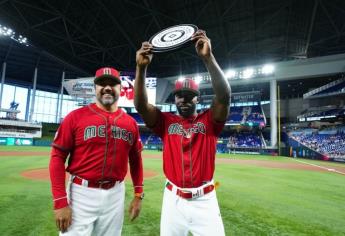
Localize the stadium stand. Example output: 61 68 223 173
227 133 262 148
303 78 345 98
128 112 145 125
246 105 266 125
289 126 345 159
140 133 150 145
146 135 162 145
0 102 45 145
298 106 345 121
227 105 266 126
0 117 42 145
228 106 243 123
129 102 267 153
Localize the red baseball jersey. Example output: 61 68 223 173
50 103 143 209
152 109 225 188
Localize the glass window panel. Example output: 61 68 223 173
1 84 15 109
14 86 28 120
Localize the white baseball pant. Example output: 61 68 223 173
160 181 225 236
60 180 125 236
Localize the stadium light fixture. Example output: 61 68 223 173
225 69 236 79
242 68 254 79
0 25 14 37
262 64 275 75
0 23 29 46
194 75 202 84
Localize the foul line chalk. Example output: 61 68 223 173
293 159 345 175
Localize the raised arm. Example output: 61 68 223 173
134 42 159 127
192 30 231 122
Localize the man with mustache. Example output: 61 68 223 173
134 30 231 236
49 67 144 236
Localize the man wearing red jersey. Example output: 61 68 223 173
49 67 144 236
134 30 231 235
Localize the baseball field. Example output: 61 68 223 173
0 146 344 236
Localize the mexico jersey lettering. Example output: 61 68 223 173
84 125 133 144
168 122 205 138
52 103 142 182
152 109 225 188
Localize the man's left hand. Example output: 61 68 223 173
191 30 212 59
128 197 142 221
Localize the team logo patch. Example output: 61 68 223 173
103 68 112 75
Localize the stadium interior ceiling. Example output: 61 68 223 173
1 0 345 99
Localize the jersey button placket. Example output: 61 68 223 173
182 121 192 187
105 116 112 179
188 120 194 187
109 115 117 178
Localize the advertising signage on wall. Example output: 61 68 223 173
200 91 262 105
0 137 33 146
0 138 7 145
15 138 33 145
232 92 261 103
63 76 157 107
0 131 34 138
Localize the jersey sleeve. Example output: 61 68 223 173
50 112 75 209
49 146 69 209
52 112 75 152
207 109 226 136
128 122 144 194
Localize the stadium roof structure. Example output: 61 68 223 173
1 0 345 96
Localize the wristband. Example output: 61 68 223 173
135 192 144 200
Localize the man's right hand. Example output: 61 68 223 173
136 42 153 68
54 206 72 233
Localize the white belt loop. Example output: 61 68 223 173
172 185 177 195
82 178 88 187
71 175 89 187
166 179 177 195
66 175 74 203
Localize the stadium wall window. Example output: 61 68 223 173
1 84 28 120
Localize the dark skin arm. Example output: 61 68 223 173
134 30 230 124
127 144 144 221
134 42 159 127
54 206 72 233
128 197 142 221
191 30 231 122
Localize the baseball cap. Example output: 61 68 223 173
173 78 199 96
94 67 121 84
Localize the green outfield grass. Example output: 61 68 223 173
0 146 344 236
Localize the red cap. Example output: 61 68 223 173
173 78 199 95
94 67 121 84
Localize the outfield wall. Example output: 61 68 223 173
0 137 33 146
